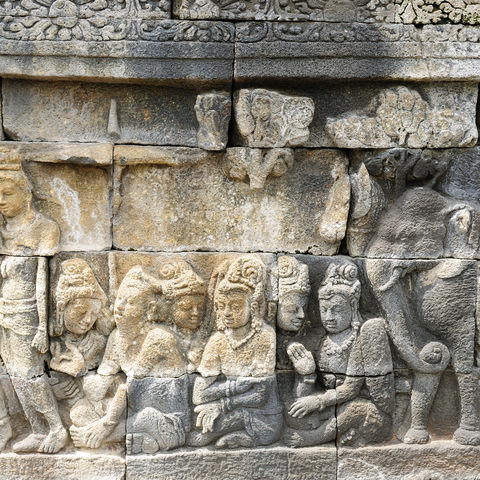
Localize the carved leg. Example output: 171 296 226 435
284 418 336 448
0 388 12 451
11 376 67 454
404 372 441 444
453 372 480 445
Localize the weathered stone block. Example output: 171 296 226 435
338 442 480 479
113 146 349 253
0 452 125 480
0 20 234 85
0 142 112 254
3 80 233 146
235 23 480 83
230 83 477 149
126 446 336 480
347 148 480 259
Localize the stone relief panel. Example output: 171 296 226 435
347 148 480 259
107 252 278 454
276 255 480 451
326 84 478 149
2 80 232 146
195 91 231 151
113 146 350 254
0 142 112 255
228 83 478 149
234 89 315 148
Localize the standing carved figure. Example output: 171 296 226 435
0 256 67 453
189 256 282 449
285 262 394 448
366 259 480 445
0 167 59 256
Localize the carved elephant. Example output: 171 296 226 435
366 259 480 445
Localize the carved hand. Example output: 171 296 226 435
235 377 261 394
31 329 48 354
287 343 316 375
194 402 222 434
288 395 322 419
51 378 80 400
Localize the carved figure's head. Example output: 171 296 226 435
251 93 272 122
0 169 33 219
55 258 109 337
317 263 361 334
114 266 162 328
213 256 266 332
277 256 310 332
156 259 206 331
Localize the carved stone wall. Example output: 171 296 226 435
0 2 479 479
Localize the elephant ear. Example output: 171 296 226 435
359 318 395 416
359 318 393 376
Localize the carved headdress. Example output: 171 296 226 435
156 259 206 299
211 256 267 332
318 262 362 331
52 258 109 337
117 265 163 299
278 256 310 297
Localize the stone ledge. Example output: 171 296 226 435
126 446 336 480
0 452 125 480
338 442 480 480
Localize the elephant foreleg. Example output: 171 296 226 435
453 372 480 445
404 372 441 444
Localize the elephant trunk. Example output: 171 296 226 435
365 260 450 375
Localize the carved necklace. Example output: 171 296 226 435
225 327 256 350
323 323 359 356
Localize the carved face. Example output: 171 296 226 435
114 289 151 327
251 96 271 121
216 290 250 330
319 294 352 334
171 294 205 331
277 292 308 332
64 297 102 335
0 180 26 218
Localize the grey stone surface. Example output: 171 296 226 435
338 442 480 479
113 146 350 253
0 20 234 85
229 83 478 149
347 148 480 259
0 452 125 480
0 142 112 253
235 22 480 82
2 80 233 146
126 446 336 480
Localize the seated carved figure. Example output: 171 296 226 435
51 258 114 378
68 266 164 449
127 259 206 454
47 258 120 448
189 256 282 449
285 262 394 448
0 167 59 255
276 256 311 369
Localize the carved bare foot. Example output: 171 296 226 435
13 433 45 453
215 432 254 449
283 428 305 448
339 428 356 446
126 433 159 455
187 430 214 447
0 418 12 451
403 428 430 444
40 427 68 454
70 420 109 449
454 427 480 446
